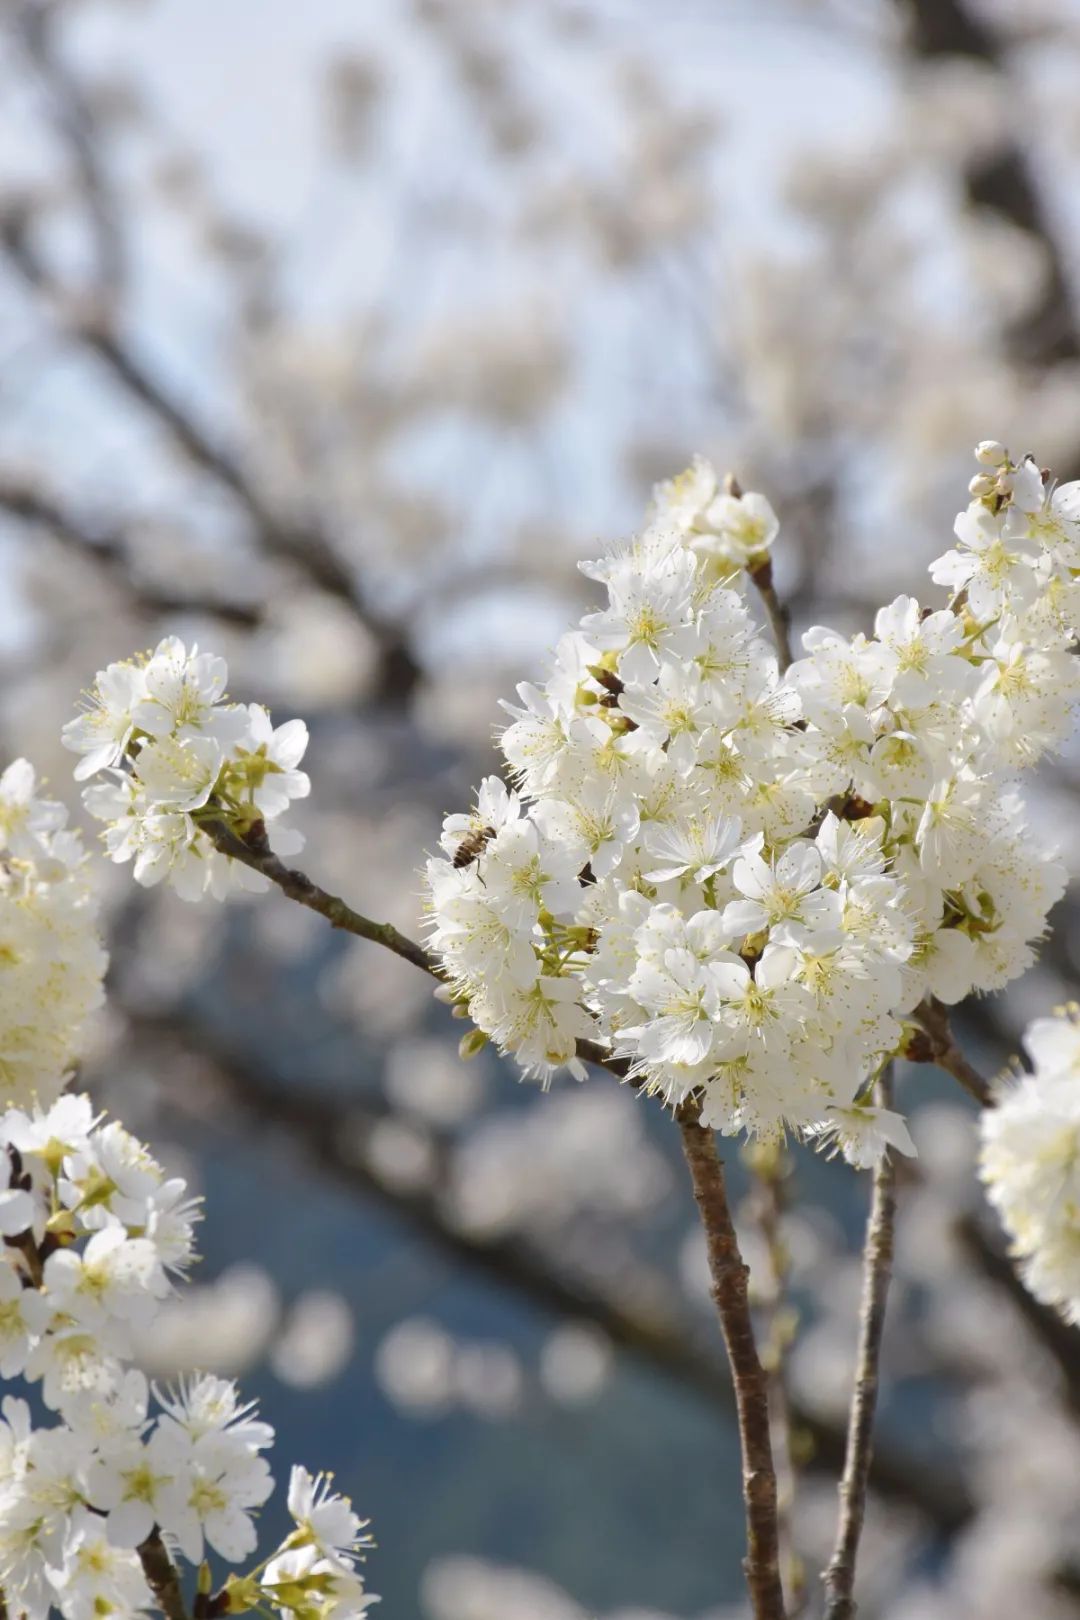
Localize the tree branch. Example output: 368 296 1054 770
137 1529 189 1620
821 1067 899 1620
748 556 793 673
12 0 124 303
677 1107 785 1619
201 818 635 1080
899 0 1080 369
202 818 440 978
957 1213 1080 1420
6 1228 44 1288
909 997 993 1106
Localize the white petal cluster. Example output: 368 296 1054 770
424 447 1077 1161
63 638 310 902
0 990 376 1620
0 760 107 1110
254 1466 377 1620
980 1006 1080 1325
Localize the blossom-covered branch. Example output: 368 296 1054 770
59 438 1080 1615
0 775 377 1620
413 442 1075 1148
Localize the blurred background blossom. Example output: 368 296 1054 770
4 0 1080 1614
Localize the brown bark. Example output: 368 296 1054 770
677 1110 786 1620
821 1070 899 1620
137 1530 189 1620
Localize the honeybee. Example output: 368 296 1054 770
453 824 496 869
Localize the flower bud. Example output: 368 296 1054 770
975 439 1007 466
458 1028 489 1060
223 1574 263 1614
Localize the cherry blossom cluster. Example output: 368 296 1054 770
980 1006 1080 1324
62 637 310 902
0 1088 377 1620
423 443 1078 1163
0 760 107 1111
1 733 375 1619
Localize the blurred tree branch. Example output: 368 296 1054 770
13 0 125 303
957 1213 1080 1421
0 203 421 702
899 0 1080 369
0 475 262 627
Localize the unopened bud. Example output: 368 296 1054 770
458 1028 489 1060
968 473 995 498
975 439 1007 466
222 1574 262 1615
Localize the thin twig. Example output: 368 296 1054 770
677 1106 785 1619
0 476 261 627
722 472 793 673
909 998 993 1107
137 1529 189 1620
821 1067 899 1620
201 819 440 978
201 819 637 1080
749 555 793 672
